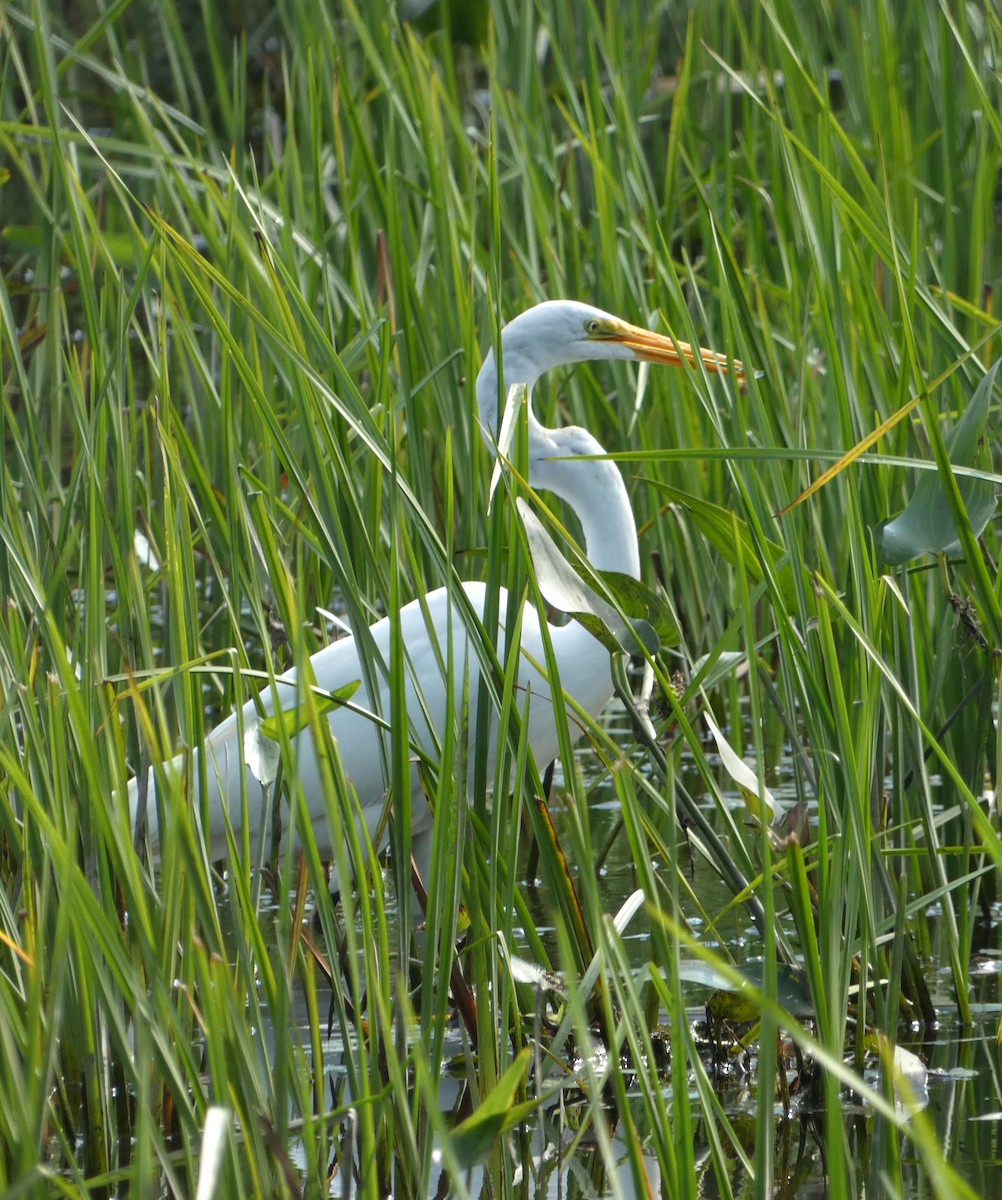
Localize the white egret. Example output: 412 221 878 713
129 300 744 886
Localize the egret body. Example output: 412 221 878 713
129 301 741 884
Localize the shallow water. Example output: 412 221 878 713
248 695 1002 1197
275 917 1002 1197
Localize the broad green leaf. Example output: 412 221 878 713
703 710 780 821
705 986 760 1026
646 482 799 607
680 961 814 1020
258 679 362 742
881 361 1000 564
597 568 681 648
450 1047 533 1168
689 649 747 694
517 499 662 655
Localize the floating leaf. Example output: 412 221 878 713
880 361 1000 564
517 499 661 655
683 961 813 1020
740 962 814 1018
706 985 760 1025
675 960 739 991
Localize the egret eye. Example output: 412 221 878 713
585 318 604 336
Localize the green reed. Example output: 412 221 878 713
0 0 999 1196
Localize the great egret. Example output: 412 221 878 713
129 300 743 886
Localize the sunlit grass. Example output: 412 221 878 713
1 0 1000 1196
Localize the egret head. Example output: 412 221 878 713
475 299 745 437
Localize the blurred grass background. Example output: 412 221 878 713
1 0 1001 1196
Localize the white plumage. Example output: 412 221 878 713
129 301 741 884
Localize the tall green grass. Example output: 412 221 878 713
1 0 1000 1196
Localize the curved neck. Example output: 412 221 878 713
528 417 640 578
476 345 641 580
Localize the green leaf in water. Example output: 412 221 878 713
705 986 760 1026
686 961 813 1021
880 361 1000 564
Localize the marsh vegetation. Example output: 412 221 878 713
1 0 1001 1196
